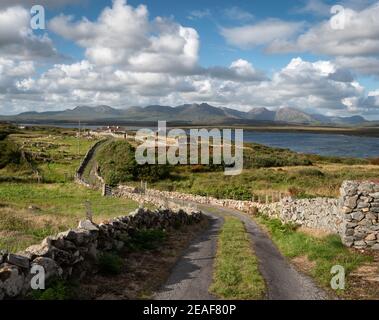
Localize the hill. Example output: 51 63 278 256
0 104 369 126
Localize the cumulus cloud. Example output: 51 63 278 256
0 58 35 94
221 19 304 49
11 56 376 117
0 6 58 60
268 3 379 56
50 0 199 73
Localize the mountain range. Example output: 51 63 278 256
0 103 368 126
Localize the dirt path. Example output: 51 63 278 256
153 213 223 300
207 205 328 300
155 204 328 300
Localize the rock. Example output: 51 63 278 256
345 222 358 228
78 220 99 231
372 244 379 250
32 257 63 280
6 254 30 269
345 196 358 209
341 206 353 214
370 225 379 231
23 243 53 260
365 234 377 241
0 264 25 298
351 211 364 222
354 240 366 247
0 250 7 264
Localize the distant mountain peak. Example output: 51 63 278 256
0 103 368 126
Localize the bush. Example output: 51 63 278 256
31 279 74 300
126 229 167 251
0 140 21 169
98 252 124 275
97 141 171 185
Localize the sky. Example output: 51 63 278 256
0 0 379 118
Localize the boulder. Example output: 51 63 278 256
78 220 99 232
0 264 25 298
6 254 30 269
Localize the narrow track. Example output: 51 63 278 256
155 204 328 300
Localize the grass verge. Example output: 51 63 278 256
210 216 266 300
256 214 373 296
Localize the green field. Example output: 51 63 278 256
0 125 139 252
84 137 379 200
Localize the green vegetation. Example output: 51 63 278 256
96 140 171 185
210 217 266 300
126 229 167 251
0 127 139 253
256 214 372 293
0 183 139 252
31 279 76 300
98 252 124 275
139 163 379 200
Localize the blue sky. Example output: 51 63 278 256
0 0 379 118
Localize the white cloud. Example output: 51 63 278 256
223 7 254 22
50 0 199 73
268 3 379 56
187 9 211 20
221 19 304 48
0 6 58 60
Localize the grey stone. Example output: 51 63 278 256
351 211 364 222
354 240 366 247
370 225 379 231
32 257 63 279
345 222 358 228
6 254 30 269
344 228 354 236
0 264 25 298
372 243 379 250
23 243 53 260
78 220 99 231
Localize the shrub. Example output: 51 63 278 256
126 229 167 251
97 141 171 185
0 140 21 169
31 279 74 300
98 252 124 275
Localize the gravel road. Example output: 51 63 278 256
154 204 328 300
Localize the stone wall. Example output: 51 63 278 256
115 181 379 248
114 186 342 234
340 181 379 250
75 139 106 187
0 207 203 300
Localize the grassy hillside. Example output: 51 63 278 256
0 127 139 252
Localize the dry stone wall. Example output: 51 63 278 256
0 207 203 300
115 180 379 249
340 181 379 250
114 186 342 233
